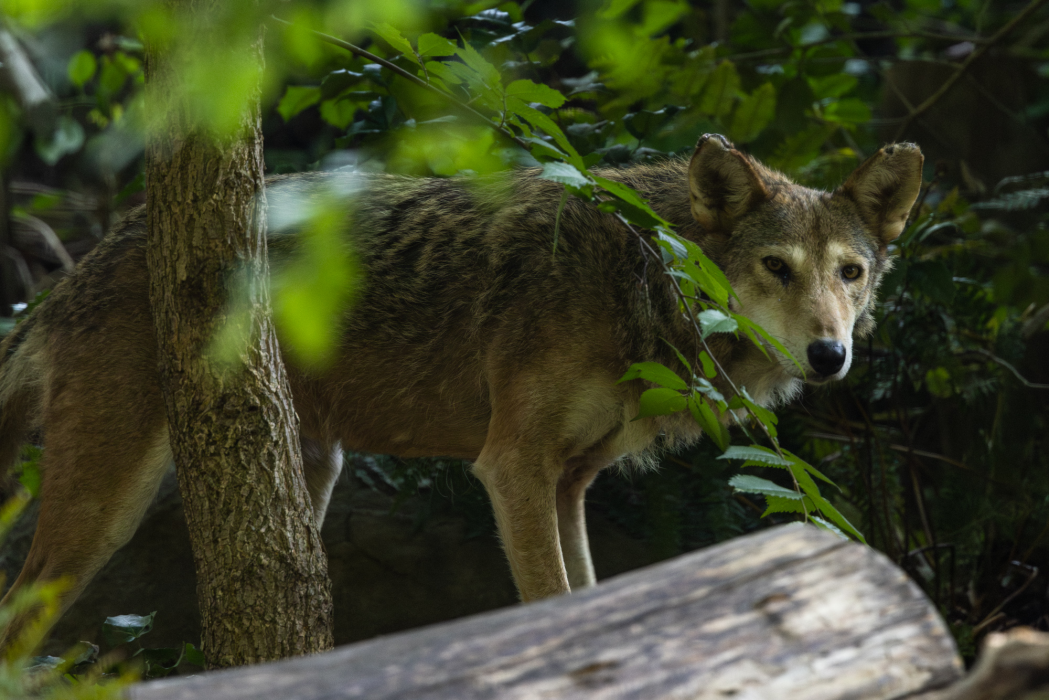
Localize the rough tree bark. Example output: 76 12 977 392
144 3 334 667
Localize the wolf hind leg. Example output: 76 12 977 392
556 457 607 590
301 438 343 528
0 413 170 653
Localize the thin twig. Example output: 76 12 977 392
967 347 1049 389
268 16 530 151
729 29 989 62
891 0 1049 141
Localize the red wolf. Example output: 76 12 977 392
0 134 922 645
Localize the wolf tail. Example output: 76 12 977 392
0 314 43 479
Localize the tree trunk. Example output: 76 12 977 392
144 4 333 668
131 526 963 700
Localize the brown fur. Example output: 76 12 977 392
0 136 923 645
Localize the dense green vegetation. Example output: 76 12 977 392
1 0 1048 677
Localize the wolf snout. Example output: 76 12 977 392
807 339 846 378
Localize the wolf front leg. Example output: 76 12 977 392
473 438 570 601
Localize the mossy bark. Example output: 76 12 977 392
144 6 333 668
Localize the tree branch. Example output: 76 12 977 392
891 0 1049 141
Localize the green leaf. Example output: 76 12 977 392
822 98 871 125
18 459 41 498
734 314 805 377
807 74 857 99
698 309 738 338
539 162 591 189
372 23 417 63
454 40 504 92
635 387 687 419
618 361 687 390
740 388 778 438
762 495 811 517
183 643 206 667
102 612 156 647
505 79 566 108
699 351 716 379
662 338 692 374
507 100 583 169
689 396 730 450
68 50 97 88
418 33 458 58
699 60 740 118
718 445 791 466
728 474 799 498
810 516 848 540
729 82 776 143
277 85 321 122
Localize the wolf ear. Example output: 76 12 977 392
838 143 924 245
687 134 769 234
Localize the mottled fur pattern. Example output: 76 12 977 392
0 136 922 643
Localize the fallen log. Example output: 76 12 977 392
131 525 963 700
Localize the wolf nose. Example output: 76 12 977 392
807 340 846 377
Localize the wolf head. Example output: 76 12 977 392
687 134 923 394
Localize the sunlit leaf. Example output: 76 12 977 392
698 308 738 338
718 445 792 466
539 161 591 188
102 612 155 647
67 49 97 88
728 474 799 498
618 361 688 390
635 387 687 419
418 33 458 57
505 79 566 108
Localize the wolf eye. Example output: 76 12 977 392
764 256 789 277
842 265 863 280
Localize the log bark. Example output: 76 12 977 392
144 3 333 667
131 525 963 699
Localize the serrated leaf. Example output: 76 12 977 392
699 60 740 118
102 612 155 647
762 494 811 517
68 50 97 88
454 39 503 91
505 79 566 108
698 309 738 338
507 99 583 168
734 314 804 377
619 361 688 390
729 474 799 498
372 23 417 63
661 337 692 374
418 33 458 57
635 387 687 419
718 445 791 466
730 82 776 144
277 85 321 122
592 176 672 227
539 162 591 188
